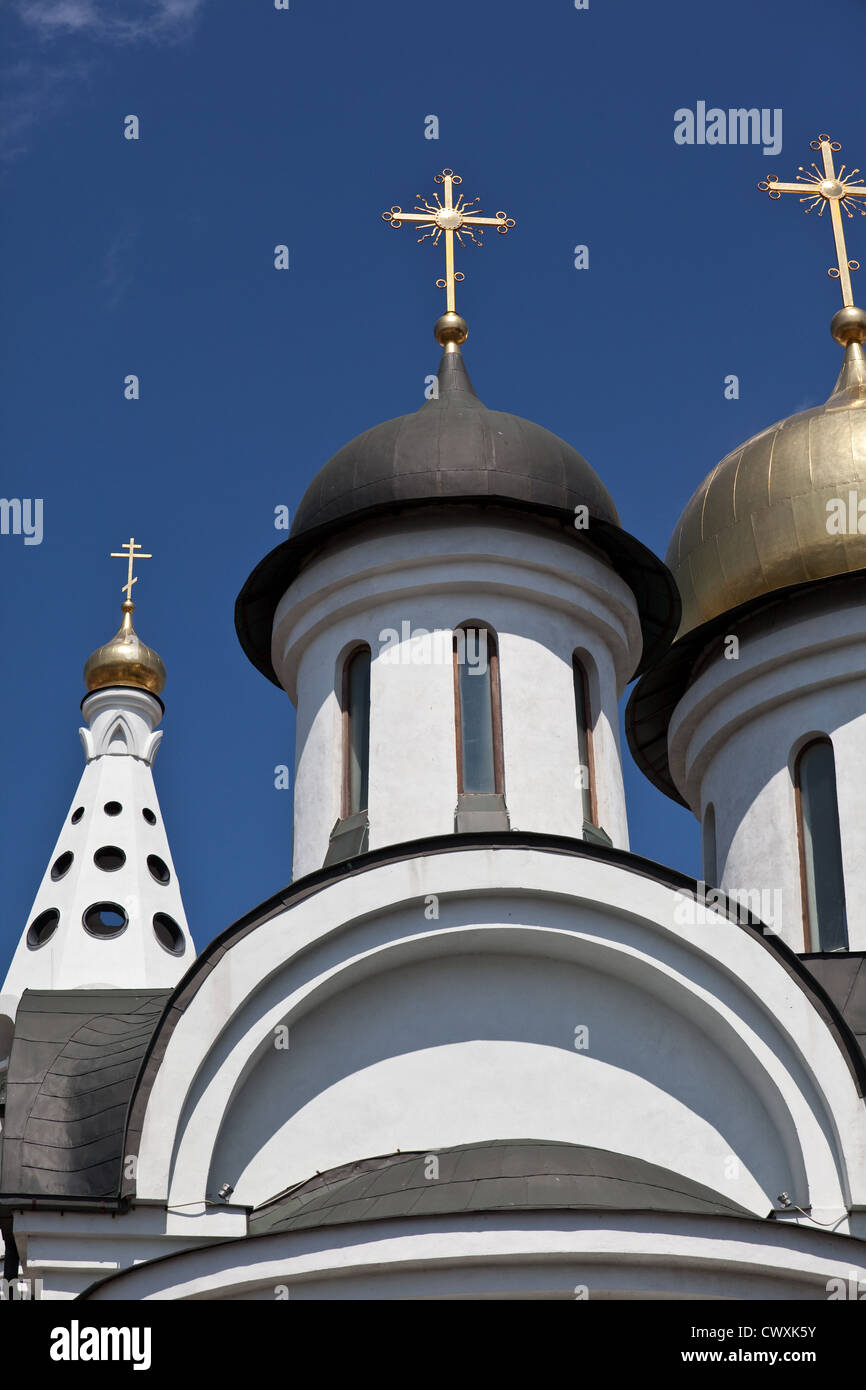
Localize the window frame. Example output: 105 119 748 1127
453 624 504 797
572 653 598 826
702 802 717 887
340 644 371 819
794 735 849 952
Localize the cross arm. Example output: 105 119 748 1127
384 211 439 224
460 215 514 228
761 181 814 195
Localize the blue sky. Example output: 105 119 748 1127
1 0 863 971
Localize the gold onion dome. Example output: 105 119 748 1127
83 600 166 696
667 306 866 639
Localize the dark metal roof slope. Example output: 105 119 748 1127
0 989 170 1201
802 954 866 1053
289 349 621 534
250 1139 760 1234
626 569 866 806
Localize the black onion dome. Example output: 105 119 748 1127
291 349 621 534
236 349 679 685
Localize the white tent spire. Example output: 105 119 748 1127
0 547 193 1059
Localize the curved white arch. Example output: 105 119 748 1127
133 849 866 1222
83 1212 866 1302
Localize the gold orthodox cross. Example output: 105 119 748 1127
383 169 515 314
758 135 866 306
110 536 153 603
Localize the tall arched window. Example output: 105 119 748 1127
572 655 596 826
342 645 371 817
702 803 717 887
795 738 849 951
453 624 504 796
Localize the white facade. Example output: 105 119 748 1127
668 590 866 952
274 515 642 877
136 848 865 1223
8 844 864 1300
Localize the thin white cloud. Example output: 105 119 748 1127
100 220 141 310
2 1 207 160
0 57 93 161
14 0 206 43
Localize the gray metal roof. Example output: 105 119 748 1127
235 349 680 685
802 953 866 1051
626 570 866 806
0 989 170 1201
249 1139 760 1234
289 349 621 534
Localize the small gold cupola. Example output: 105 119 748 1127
84 599 166 695
83 537 166 695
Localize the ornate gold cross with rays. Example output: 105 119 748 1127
110 536 153 604
758 135 866 307
382 169 515 315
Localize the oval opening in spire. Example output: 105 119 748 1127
83 902 128 938
50 851 74 881
27 908 60 949
153 912 184 956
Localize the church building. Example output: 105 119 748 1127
1 151 864 1301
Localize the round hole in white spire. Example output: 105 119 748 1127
71 807 85 825
104 801 122 817
146 854 170 885
94 846 126 872
27 908 60 949
153 912 184 956
50 851 74 881
142 808 157 826
83 902 128 938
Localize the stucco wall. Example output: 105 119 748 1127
272 516 643 875
668 595 866 951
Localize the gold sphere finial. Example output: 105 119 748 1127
434 311 468 351
831 304 866 346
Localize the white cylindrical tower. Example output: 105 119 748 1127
236 334 678 879
275 513 642 877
